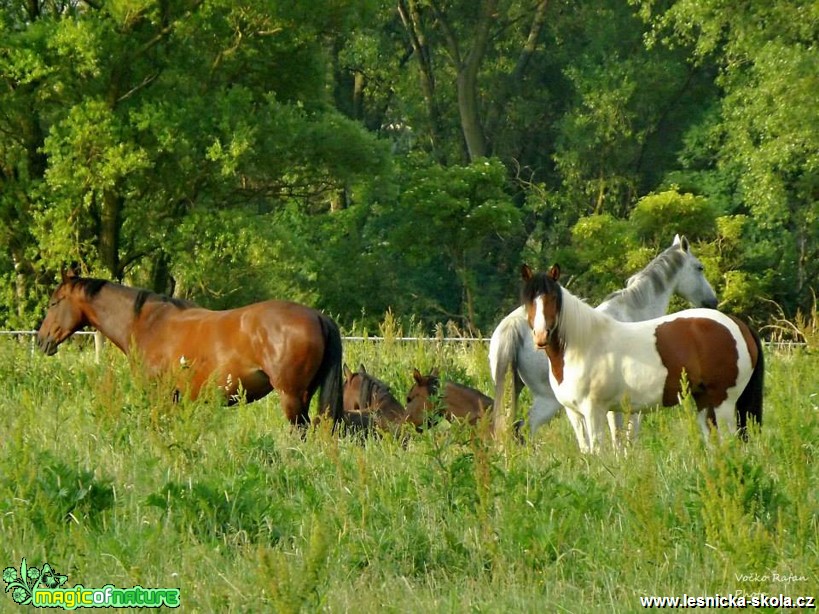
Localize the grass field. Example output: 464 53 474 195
0 328 816 612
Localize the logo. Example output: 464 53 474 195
3 559 180 609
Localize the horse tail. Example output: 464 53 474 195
489 309 525 433
736 322 764 441
314 313 344 426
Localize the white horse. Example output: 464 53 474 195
490 235 718 446
520 264 763 454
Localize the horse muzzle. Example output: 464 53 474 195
532 329 550 350
37 335 59 356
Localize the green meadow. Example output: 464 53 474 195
0 327 816 612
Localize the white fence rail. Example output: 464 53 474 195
2 330 494 365
0 330 805 348
0 331 489 342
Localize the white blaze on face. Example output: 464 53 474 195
532 295 549 347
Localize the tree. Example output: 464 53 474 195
637 0 818 316
378 154 523 331
0 0 390 326
392 0 550 164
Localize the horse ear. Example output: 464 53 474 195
412 368 422 383
343 363 352 379
521 264 534 281
548 264 561 281
430 367 439 378
62 263 80 282
357 363 367 374
673 234 690 252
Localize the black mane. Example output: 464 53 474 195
72 278 108 298
358 372 398 409
69 277 193 315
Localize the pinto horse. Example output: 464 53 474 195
405 368 493 426
521 264 763 453
490 235 718 444
341 364 425 433
37 268 343 427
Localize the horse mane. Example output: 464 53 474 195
556 287 606 350
68 276 193 315
601 244 686 307
358 373 402 416
71 278 108 298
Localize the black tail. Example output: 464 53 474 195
736 323 764 440
313 313 344 427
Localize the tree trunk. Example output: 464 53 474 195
457 67 487 161
99 190 122 279
151 251 176 296
485 0 549 142
398 0 446 159
431 0 498 162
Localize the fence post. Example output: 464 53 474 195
94 330 104 364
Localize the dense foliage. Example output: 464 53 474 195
1 0 816 331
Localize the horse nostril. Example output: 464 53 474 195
532 331 549 349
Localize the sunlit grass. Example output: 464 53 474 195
0 332 816 612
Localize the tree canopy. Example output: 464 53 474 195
1 0 815 332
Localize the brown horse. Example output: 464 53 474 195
405 368 494 426
37 267 343 427
341 364 425 434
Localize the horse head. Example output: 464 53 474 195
405 368 441 425
342 364 420 430
521 263 561 350
37 266 92 355
671 234 718 309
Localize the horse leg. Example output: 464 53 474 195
584 405 606 454
606 411 625 451
528 393 562 437
567 409 590 453
280 391 310 430
714 400 739 440
564 406 590 453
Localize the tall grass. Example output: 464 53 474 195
0 331 816 612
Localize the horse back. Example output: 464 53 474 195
443 381 493 422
